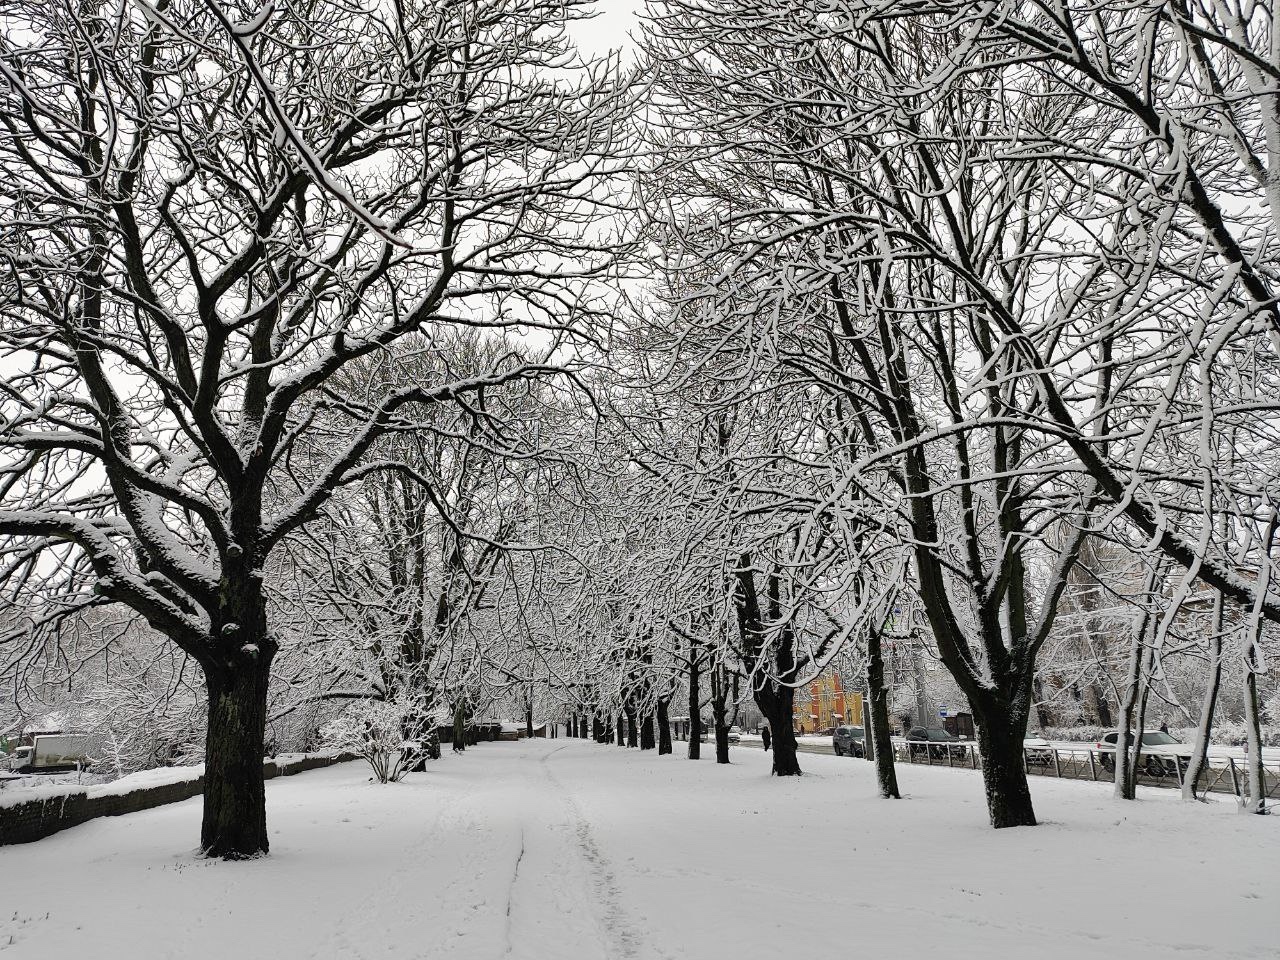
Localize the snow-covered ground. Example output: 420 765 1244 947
0 740 1275 959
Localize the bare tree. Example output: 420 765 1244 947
0 0 630 856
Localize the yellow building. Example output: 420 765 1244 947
793 670 863 733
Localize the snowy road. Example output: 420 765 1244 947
0 739 1276 960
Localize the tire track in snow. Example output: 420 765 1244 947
502 827 526 955
538 744 648 960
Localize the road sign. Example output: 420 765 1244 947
938 706 949 718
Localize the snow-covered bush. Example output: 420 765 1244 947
322 701 424 784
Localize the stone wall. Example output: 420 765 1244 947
0 752 354 847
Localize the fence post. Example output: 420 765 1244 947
1088 750 1097 782
1229 758 1240 797
1053 749 1062 779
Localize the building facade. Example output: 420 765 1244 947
793 670 863 734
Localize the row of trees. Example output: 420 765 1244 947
2 0 1277 858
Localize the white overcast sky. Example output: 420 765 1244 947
569 0 644 55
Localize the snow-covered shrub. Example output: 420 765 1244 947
322 700 424 783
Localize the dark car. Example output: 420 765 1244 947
833 725 865 757
906 727 968 760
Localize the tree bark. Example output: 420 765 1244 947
453 703 467 753
640 711 656 750
624 704 638 748
971 701 1036 828
1114 597 1156 800
657 699 672 754
201 653 272 858
525 706 534 740
688 649 702 760
733 557 801 775
757 684 800 775
1183 592 1223 800
710 664 733 764
866 629 900 799
616 712 625 746
1242 634 1268 814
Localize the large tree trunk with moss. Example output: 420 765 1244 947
201 649 274 858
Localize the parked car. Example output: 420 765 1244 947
1095 731 1191 777
727 726 742 744
1023 736 1054 766
833 725 865 758
906 727 968 760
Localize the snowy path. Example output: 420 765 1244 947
0 740 1276 960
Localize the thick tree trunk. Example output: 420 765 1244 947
710 665 734 765
624 705 638 748
758 689 800 775
525 706 534 740
453 704 467 753
201 655 272 858
972 704 1036 828
593 712 605 743
640 711 656 750
616 713 625 746
714 718 730 763
688 654 702 760
657 699 672 755
866 630 900 799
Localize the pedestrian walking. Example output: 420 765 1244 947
761 725 772 752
